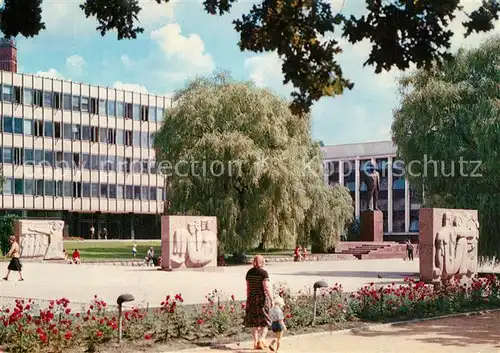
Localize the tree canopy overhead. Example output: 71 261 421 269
1 0 498 115
392 36 500 261
153 75 353 253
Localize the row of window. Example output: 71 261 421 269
2 116 154 148
2 178 166 201
1 84 166 122
1 147 158 174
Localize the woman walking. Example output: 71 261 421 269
245 255 273 350
3 236 23 281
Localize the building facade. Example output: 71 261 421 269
0 40 169 239
321 141 420 236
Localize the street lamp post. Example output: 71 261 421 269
117 293 135 343
312 280 328 326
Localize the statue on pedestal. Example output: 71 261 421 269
362 163 380 211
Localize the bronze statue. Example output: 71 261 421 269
362 163 380 211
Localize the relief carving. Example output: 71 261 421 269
17 220 65 260
433 211 479 282
171 219 215 267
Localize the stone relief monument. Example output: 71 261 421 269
419 208 479 283
14 220 65 260
362 163 380 211
161 216 217 269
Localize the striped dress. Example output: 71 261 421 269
244 267 271 328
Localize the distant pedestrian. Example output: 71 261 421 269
293 246 302 262
100 228 107 240
72 249 81 264
132 244 137 258
301 246 308 260
89 224 95 239
406 238 414 261
3 236 23 281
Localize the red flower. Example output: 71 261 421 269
39 333 48 343
197 319 204 325
65 308 71 315
96 331 103 337
144 333 152 340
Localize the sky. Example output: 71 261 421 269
15 0 500 146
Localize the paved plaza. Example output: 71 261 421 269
188 311 500 353
0 259 498 309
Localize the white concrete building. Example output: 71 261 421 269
0 39 169 239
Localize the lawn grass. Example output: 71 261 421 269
63 240 161 261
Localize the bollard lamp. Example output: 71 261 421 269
312 280 328 326
117 293 135 343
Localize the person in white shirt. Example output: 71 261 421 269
132 244 137 258
268 296 287 352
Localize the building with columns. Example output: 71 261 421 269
0 39 169 239
321 141 420 236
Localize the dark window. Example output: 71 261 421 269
35 180 44 196
55 151 64 167
124 130 133 146
54 122 61 138
82 153 90 169
44 151 54 167
55 181 63 197
100 184 108 197
99 128 107 143
63 123 72 139
107 128 116 144
141 186 149 200
63 152 72 168
13 118 23 134
2 116 12 133
73 153 80 168
91 183 99 198
109 184 116 198
90 97 98 114
43 92 53 107
99 99 107 115
125 158 132 173
14 179 23 195
91 155 99 170
149 187 157 200
141 105 149 121
13 148 23 165
34 120 44 137
53 92 61 109
34 90 43 107
44 181 54 196
63 94 71 110
2 85 13 101
133 104 140 120
63 181 72 197
13 86 22 104
72 125 81 140
133 159 142 173
117 185 124 199
44 121 53 137
125 185 133 199
90 126 99 142
72 96 80 111
134 186 141 200
24 149 34 165
82 183 90 197
82 125 90 140
125 103 133 119
73 182 82 197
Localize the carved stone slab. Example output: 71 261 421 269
419 208 479 283
14 220 65 260
161 216 217 270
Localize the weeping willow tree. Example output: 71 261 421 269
392 36 500 261
154 75 353 253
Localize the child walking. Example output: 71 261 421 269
269 297 286 352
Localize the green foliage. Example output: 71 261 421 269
1 1 498 115
392 36 500 261
0 214 18 255
154 76 353 253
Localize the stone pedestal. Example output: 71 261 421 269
360 211 383 242
419 208 479 283
161 216 217 270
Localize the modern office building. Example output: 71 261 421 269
321 141 421 237
0 39 169 239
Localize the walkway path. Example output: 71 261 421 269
0 259 498 310
189 311 500 353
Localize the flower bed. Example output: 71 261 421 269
0 275 498 353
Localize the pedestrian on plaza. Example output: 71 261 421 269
100 227 107 240
406 238 414 261
269 296 287 352
72 249 81 264
301 245 308 260
244 255 273 350
132 244 137 258
293 246 302 262
89 224 95 239
3 236 23 281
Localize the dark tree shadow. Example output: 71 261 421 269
351 312 500 348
